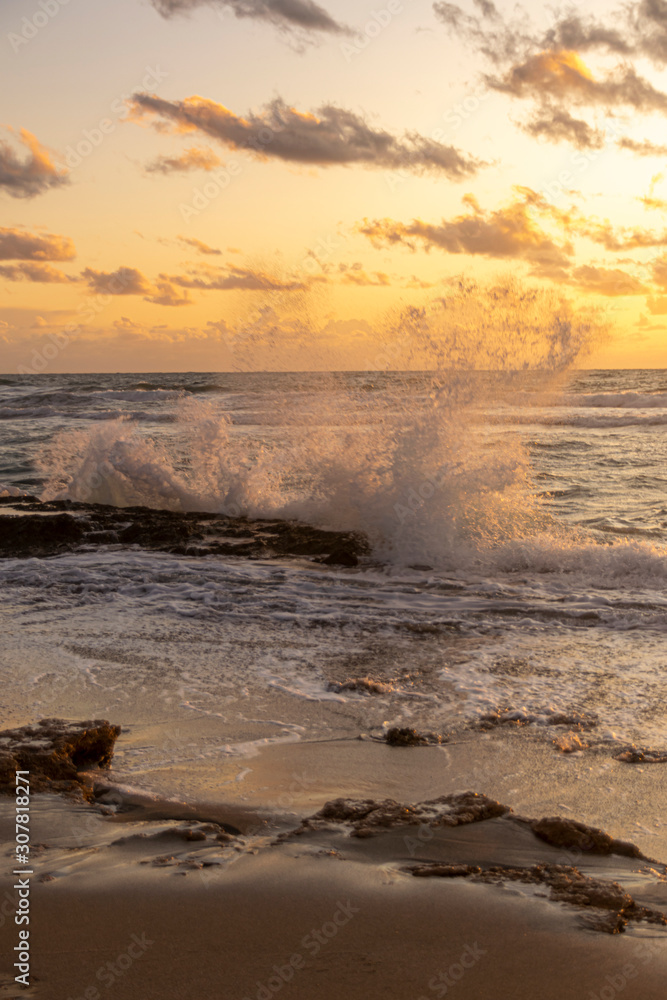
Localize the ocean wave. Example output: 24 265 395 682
92 389 184 402
0 407 176 423
0 483 31 498
506 391 667 409
509 413 667 428
129 381 226 394
564 391 667 409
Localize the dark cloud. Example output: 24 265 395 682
0 262 77 283
489 52 667 115
0 128 68 199
150 0 349 36
521 106 605 149
129 94 484 179
82 267 193 306
0 227 76 262
146 146 223 174
433 1 530 64
435 2 667 149
82 267 154 296
435 0 667 65
82 266 192 305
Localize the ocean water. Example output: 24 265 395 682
1 367 667 781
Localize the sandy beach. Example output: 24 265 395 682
1 726 666 1000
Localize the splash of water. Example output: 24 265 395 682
38 278 606 567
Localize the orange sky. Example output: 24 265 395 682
1 0 667 371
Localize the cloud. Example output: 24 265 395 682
570 265 648 296
619 137 667 156
82 266 193 305
489 51 667 115
647 293 667 313
145 280 193 306
163 264 308 291
649 253 667 290
149 0 349 36
0 128 68 200
0 227 76 262
358 189 573 276
522 106 605 149
0 262 77 283
128 94 484 178
434 1 667 66
146 146 223 174
433 0 530 65
176 235 222 255
337 263 391 286
435 3 667 148
574 219 667 251
82 267 154 296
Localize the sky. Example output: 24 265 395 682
2 0 667 371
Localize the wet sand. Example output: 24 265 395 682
1 733 666 1000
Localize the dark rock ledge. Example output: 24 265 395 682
0 497 370 566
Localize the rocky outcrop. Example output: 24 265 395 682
0 497 370 566
0 719 121 797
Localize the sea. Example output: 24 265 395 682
1 368 667 789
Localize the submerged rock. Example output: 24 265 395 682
475 707 598 731
0 719 121 798
0 497 370 565
614 746 667 764
385 727 446 746
327 677 396 695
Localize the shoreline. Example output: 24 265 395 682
1 733 666 999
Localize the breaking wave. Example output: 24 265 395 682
35 279 637 570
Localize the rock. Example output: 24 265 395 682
0 719 121 798
412 864 482 878
0 512 85 557
614 746 667 764
327 677 395 695
405 861 666 934
0 498 370 566
296 791 509 838
528 817 644 859
553 732 588 753
385 727 445 746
